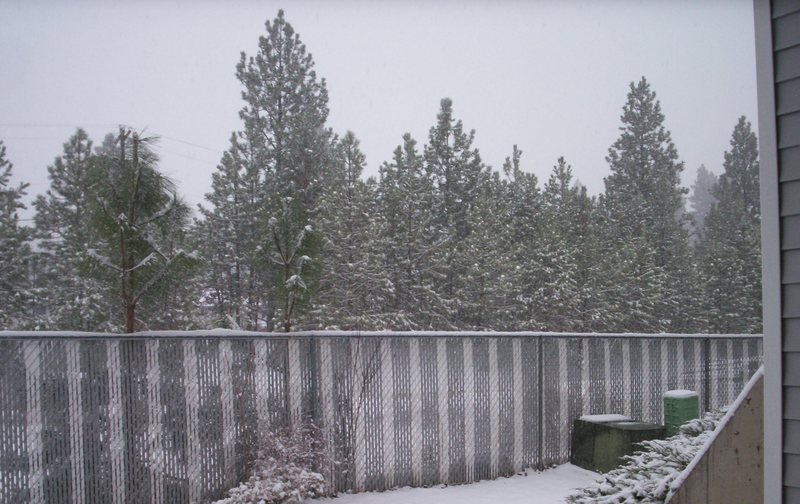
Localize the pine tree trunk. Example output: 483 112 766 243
126 302 136 333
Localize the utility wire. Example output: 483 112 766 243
0 123 119 128
157 134 224 154
0 123 224 155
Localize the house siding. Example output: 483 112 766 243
775 0 800 500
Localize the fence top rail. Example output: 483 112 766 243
0 329 764 341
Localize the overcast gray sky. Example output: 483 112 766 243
1 0 757 220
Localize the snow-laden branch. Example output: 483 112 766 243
127 252 157 273
86 248 122 272
132 249 191 303
139 196 176 227
285 274 306 290
140 230 169 261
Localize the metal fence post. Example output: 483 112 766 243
703 337 712 412
537 335 544 470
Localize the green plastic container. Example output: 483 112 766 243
663 390 700 436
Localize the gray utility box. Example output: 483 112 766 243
571 414 666 473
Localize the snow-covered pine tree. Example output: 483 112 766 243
498 145 550 330
598 77 698 332
423 98 491 327
312 131 391 329
378 134 449 329
233 9 332 331
138 210 204 330
458 169 516 329
87 128 197 332
197 133 268 329
32 129 114 330
537 157 590 331
236 9 331 219
700 116 761 333
688 164 718 244
264 198 322 332
0 141 33 329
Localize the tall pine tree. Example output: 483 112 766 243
87 129 196 332
378 134 449 328
32 129 114 330
538 157 593 331
313 132 391 329
598 77 697 332
688 164 718 243
0 141 33 329
197 133 267 329
701 116 761 333
498 146 549 329
423 98 490 326
199 10 332 331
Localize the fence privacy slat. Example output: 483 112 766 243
106 341 125 504
288 339 301 427
511 338 523 473
218 340 235 491
24 340 43 504
352 339 367 491
1 341 27 503
462 338 475 483
0 332 762 503
146 340 163 504
320 339 336 485
67 342 85 504
379 339 395 489
436 338 450 484
496 339 514 476
183 340 200 504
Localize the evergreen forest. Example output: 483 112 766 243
0 11 762 334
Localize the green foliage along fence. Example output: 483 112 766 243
0 331 762 504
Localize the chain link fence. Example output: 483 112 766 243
0 331 762 503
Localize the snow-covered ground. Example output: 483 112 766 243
316 464 598 504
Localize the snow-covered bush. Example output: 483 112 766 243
566 410 725 503
213 422 333 504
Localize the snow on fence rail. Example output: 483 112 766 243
0 331 762 504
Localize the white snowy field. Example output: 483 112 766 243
315 464 598 504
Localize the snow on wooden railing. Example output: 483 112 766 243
0 331 762 504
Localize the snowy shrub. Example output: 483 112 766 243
566 410 725 503
213 422 333 504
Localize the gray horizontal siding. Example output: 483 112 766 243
784 250 800 283
783 179 800 215
787 420 800 453
784 285 800 318
787 320 800 351
789 453 800 487
786 353 800 386
778 78 800 116
779 112 800 149
774 11 800 51
776 45 800 82
772 0 800 18
781 145 800 182
777 1 800 498
787 387 800 420
783 215 800 249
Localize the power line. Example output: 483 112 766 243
157 134 224 154
0 123 224 155
0 123 119 128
